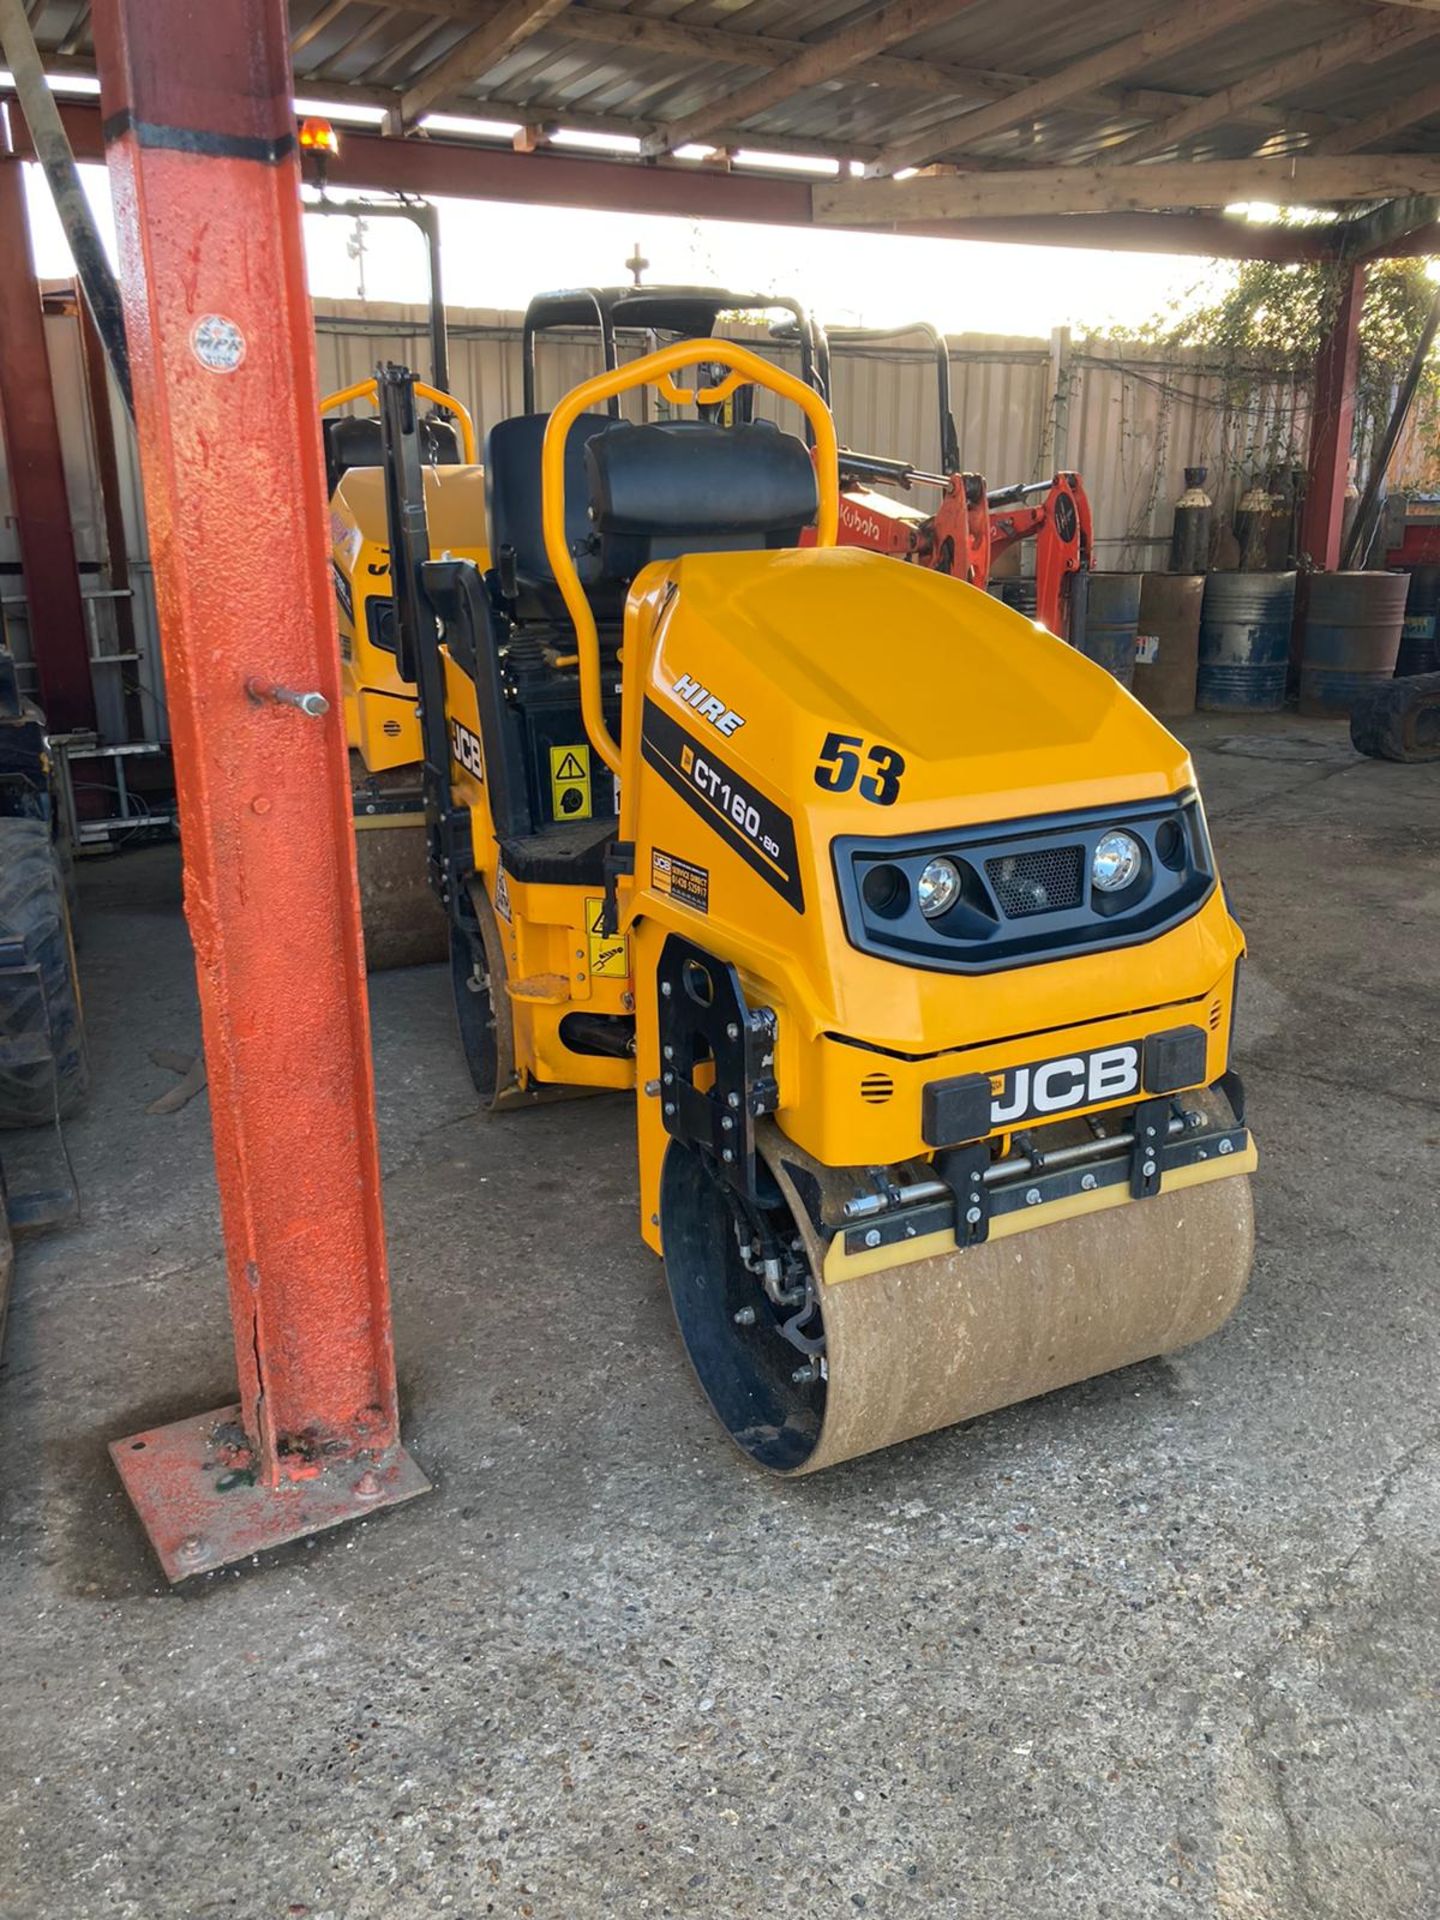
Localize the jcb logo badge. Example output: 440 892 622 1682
990 1044 1139 1127
449 719 484 780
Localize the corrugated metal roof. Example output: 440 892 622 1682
26 2 1440 206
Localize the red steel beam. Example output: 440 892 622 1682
1300 261 1366 572
0 152 95 732
91 0 426 1582
18 97 1342 262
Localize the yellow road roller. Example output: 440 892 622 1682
320 283 819 967
320 373 487 966
371 337 1255 1474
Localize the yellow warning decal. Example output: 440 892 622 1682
584 896 630 979
550 744 592 821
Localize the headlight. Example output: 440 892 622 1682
917 857 962 918
1091 830 1142 893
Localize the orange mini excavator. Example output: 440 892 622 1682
802 322 1093 638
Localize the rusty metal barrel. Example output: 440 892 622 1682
1197 571 1296 712
1298 570 1408 718
1398 565 1440 677
1134 573 1204 717
1076 571 1141 687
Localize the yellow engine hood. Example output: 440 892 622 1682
628 546 1239 1054
649 546 1189 830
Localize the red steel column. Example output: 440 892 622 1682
93 0 426 1580
1300 261 1365 572
0 151 96 732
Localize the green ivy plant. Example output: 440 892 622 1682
1107 256 1440 489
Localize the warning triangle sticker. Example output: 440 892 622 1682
555 750 587 782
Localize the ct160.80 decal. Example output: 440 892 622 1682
641 698 803 911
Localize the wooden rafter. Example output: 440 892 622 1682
638 0 976 159
1317 76 1440 153
561 4 1018 108
816 154 1440 222
275 72 888 163
398 0 572 128
358 15 445 82
865 0 1276 175
1110 7 1439 163
331 3 402 65
290 0 1343 141
291 0 354 58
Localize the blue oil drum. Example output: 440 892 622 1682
1077 572 1141 687
1197 571 1296 712
1398 565 1440 676
1298 570 1408 718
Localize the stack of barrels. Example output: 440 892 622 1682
997 468 1431 721
1126 470 1420 722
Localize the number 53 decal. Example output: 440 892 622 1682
813 731 907 806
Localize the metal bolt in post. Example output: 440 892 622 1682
245 675 329 717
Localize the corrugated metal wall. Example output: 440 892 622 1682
5 294 1435 744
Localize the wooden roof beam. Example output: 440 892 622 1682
817 154 1440 222
1111 6 1439 162
292 1 1341 137
291 0 355 58
398 0 573 130
638 0 975 160
277 73 886 163
1317 76 1440 153
865 0 1275 176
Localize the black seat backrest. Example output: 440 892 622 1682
485 411 626 620
585 419 817 570
485 412 818 621
323 414 461 498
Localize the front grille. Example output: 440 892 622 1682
860 1072 894 1104
985 846 1084 917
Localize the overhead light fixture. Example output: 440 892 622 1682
550 127 642 155
732 150 841 176
0 69 101 95
419 112 523 140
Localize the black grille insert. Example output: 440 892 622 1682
985 846 1083 917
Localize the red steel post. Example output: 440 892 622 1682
0 150 96 732
92 0 426 1579
1300 261 1365 572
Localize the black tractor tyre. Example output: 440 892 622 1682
0 815 88 1128
1350 672 1440 763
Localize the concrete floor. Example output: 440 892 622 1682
2 712 1437 1919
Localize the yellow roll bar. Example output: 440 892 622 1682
318 375 477 466
540 337 840 778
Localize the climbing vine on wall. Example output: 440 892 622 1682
1105 256 1440 489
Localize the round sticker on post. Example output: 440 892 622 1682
190 313 247 374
